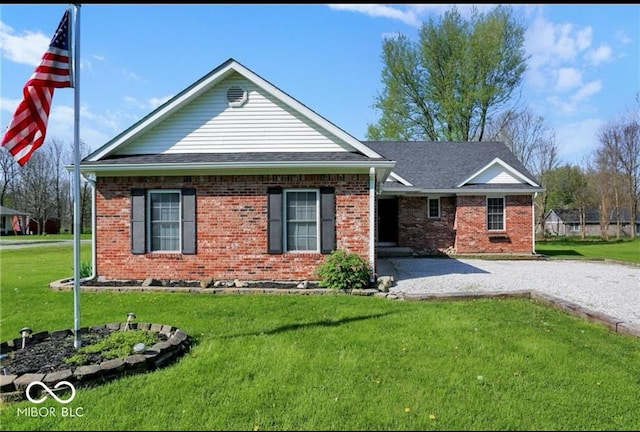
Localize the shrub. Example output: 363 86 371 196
80 260 92 278
316 250 372 291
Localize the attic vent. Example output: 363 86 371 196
226 86 247 107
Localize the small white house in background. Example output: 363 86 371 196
0 206 30 235
543 208 640 237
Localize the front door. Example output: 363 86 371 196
377 197 398 245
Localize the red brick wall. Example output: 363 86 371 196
454 195 534 253
95 174 370 281
397 196 456 252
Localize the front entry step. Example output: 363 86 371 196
377 246 413 257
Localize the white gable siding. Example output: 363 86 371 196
468 163 524 184
113 73 354 155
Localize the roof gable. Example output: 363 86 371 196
456 157 540 187
87 58 383 162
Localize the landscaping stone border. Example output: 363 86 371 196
49 277 380 296
0 322 191 403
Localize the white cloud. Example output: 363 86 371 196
123 96 146 110
555 117 604 165
526 17 592 67
547 79 603 114
122 69 141 80
327 4 421 27
555 68 582 92
615 30 632 45
148 95 172 109
124 95 172 110
0 21 50 66
572 80 602 104
0 97 21 114
575 26 593 51
584 45 612 65
327 4 504 28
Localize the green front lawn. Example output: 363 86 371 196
536 237 640 263
1 245 639 431
0 233 92 243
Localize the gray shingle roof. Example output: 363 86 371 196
364 141 540 190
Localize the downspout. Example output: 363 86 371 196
532 192 537 255
369 167 376 283
91 179 96 279
81 175 97 281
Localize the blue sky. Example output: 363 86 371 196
1 4 638 166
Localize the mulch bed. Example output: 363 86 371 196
3 328 167 376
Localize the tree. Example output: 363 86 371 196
544 164 595 239
66 139 93 234
368 5 528 142
0 148 19 207
13 151 58 234
597 107 640 238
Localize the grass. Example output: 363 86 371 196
1 245 639 430
536 236 640 263
0 233 92 243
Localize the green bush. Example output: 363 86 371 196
80 260 92 278
316 250 372 290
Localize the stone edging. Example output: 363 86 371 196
49 277 380 296
377 289 640 339
0 322 191 403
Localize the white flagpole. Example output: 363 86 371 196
72 3 82 349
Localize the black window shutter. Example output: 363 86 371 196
131 188 146 254
267 186 283 254
182 188 196 254
320 187 336 254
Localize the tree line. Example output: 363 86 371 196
0 139 92 235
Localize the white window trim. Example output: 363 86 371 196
147 189 182 253
283 189 320 253
486 196 506 231
569 223 580 232
427 197 440 219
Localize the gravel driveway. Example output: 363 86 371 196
386 258 640 327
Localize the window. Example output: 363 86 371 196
487 197 505 231
131 188 196 255
569 223 580 232
285 190 319 251
148 190 181 252
267 186 335 254
428 197 440 218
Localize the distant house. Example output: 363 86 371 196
0 206 30 235
543 208 640 237
77 58 544 283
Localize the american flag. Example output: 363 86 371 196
1 9 72 166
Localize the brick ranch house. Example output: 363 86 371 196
78 58 543 283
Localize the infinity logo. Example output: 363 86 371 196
26 381 76 404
